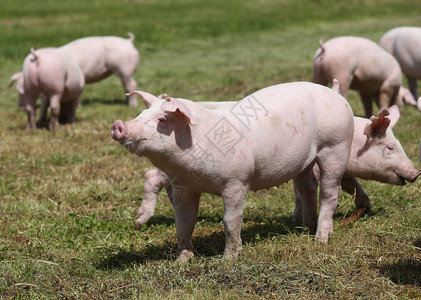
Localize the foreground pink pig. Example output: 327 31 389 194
134 87 420 228
17 48 84 130
380 27 421 103
111 82 354 261
60 33 140 106
313 36 415 117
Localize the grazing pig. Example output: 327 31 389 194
60 33 140 106
380 27 421 103
17 48 84 130
111 82 354 261
313 36 415 117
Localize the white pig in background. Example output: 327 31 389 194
111 82 354 261
13 48 84 130
380 26 421 104
9 33 139 128
60 33 140 107
313 36 416 118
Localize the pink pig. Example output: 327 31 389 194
13 48 84 130
111 82 354 261
313 36 416 117
380 26 421 104
60 33 140 106
134 82 420 230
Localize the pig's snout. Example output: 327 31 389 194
111 120 126 142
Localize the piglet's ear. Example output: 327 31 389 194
161 97 195 125
126 91 159 108
364 108 390 139
387 105 400 129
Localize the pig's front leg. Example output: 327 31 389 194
173 191 201 262
222 183 248 258
135 169 169 229
408 76 418 99
26 104 36 130
360 92 373 118
341 177 371 213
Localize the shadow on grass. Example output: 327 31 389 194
378 258 421 286
82 97 127 106
96 214 296 269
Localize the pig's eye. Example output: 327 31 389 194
386 145 394 151
158 117 166 123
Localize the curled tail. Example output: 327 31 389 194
30 47 38 61
127 32 135 43
331 79 340 93
317 39 326 60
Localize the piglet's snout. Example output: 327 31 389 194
111 120 126 142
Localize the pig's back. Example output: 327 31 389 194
380 27 421 78
238 82 353 190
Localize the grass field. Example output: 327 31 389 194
1 0 421 298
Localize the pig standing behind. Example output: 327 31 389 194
111 82 354 261
313 36 415 117
17 48 84 130
60 33 140 106
380 26 421 104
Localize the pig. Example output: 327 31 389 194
15 47 84 130
60 33 140 107
313 36 416 118
111 82 354 261
380 27 421 102
134 82 420 228
294 105 421 223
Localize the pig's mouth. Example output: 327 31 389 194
121 138 146 154
394 171 411 186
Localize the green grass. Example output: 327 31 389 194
1 0 421 298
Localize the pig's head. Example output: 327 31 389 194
353 105 421 185
8 72 26 110
111 91 196 163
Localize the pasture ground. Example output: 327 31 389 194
0 0 420 298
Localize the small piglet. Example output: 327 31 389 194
313 36 415 117
111 82 354 261
380 26 421 105
13 48 85 130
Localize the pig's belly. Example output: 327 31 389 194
248 144 317 191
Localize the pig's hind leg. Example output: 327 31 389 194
315 143 350 242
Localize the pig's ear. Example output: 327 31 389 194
364 108 391 138
9 72 22 89
161 97 195 125
387 105 400 128
126 91 159 108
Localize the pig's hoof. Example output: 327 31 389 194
134 211 153 229
176 250 194 263
315 232 330 243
